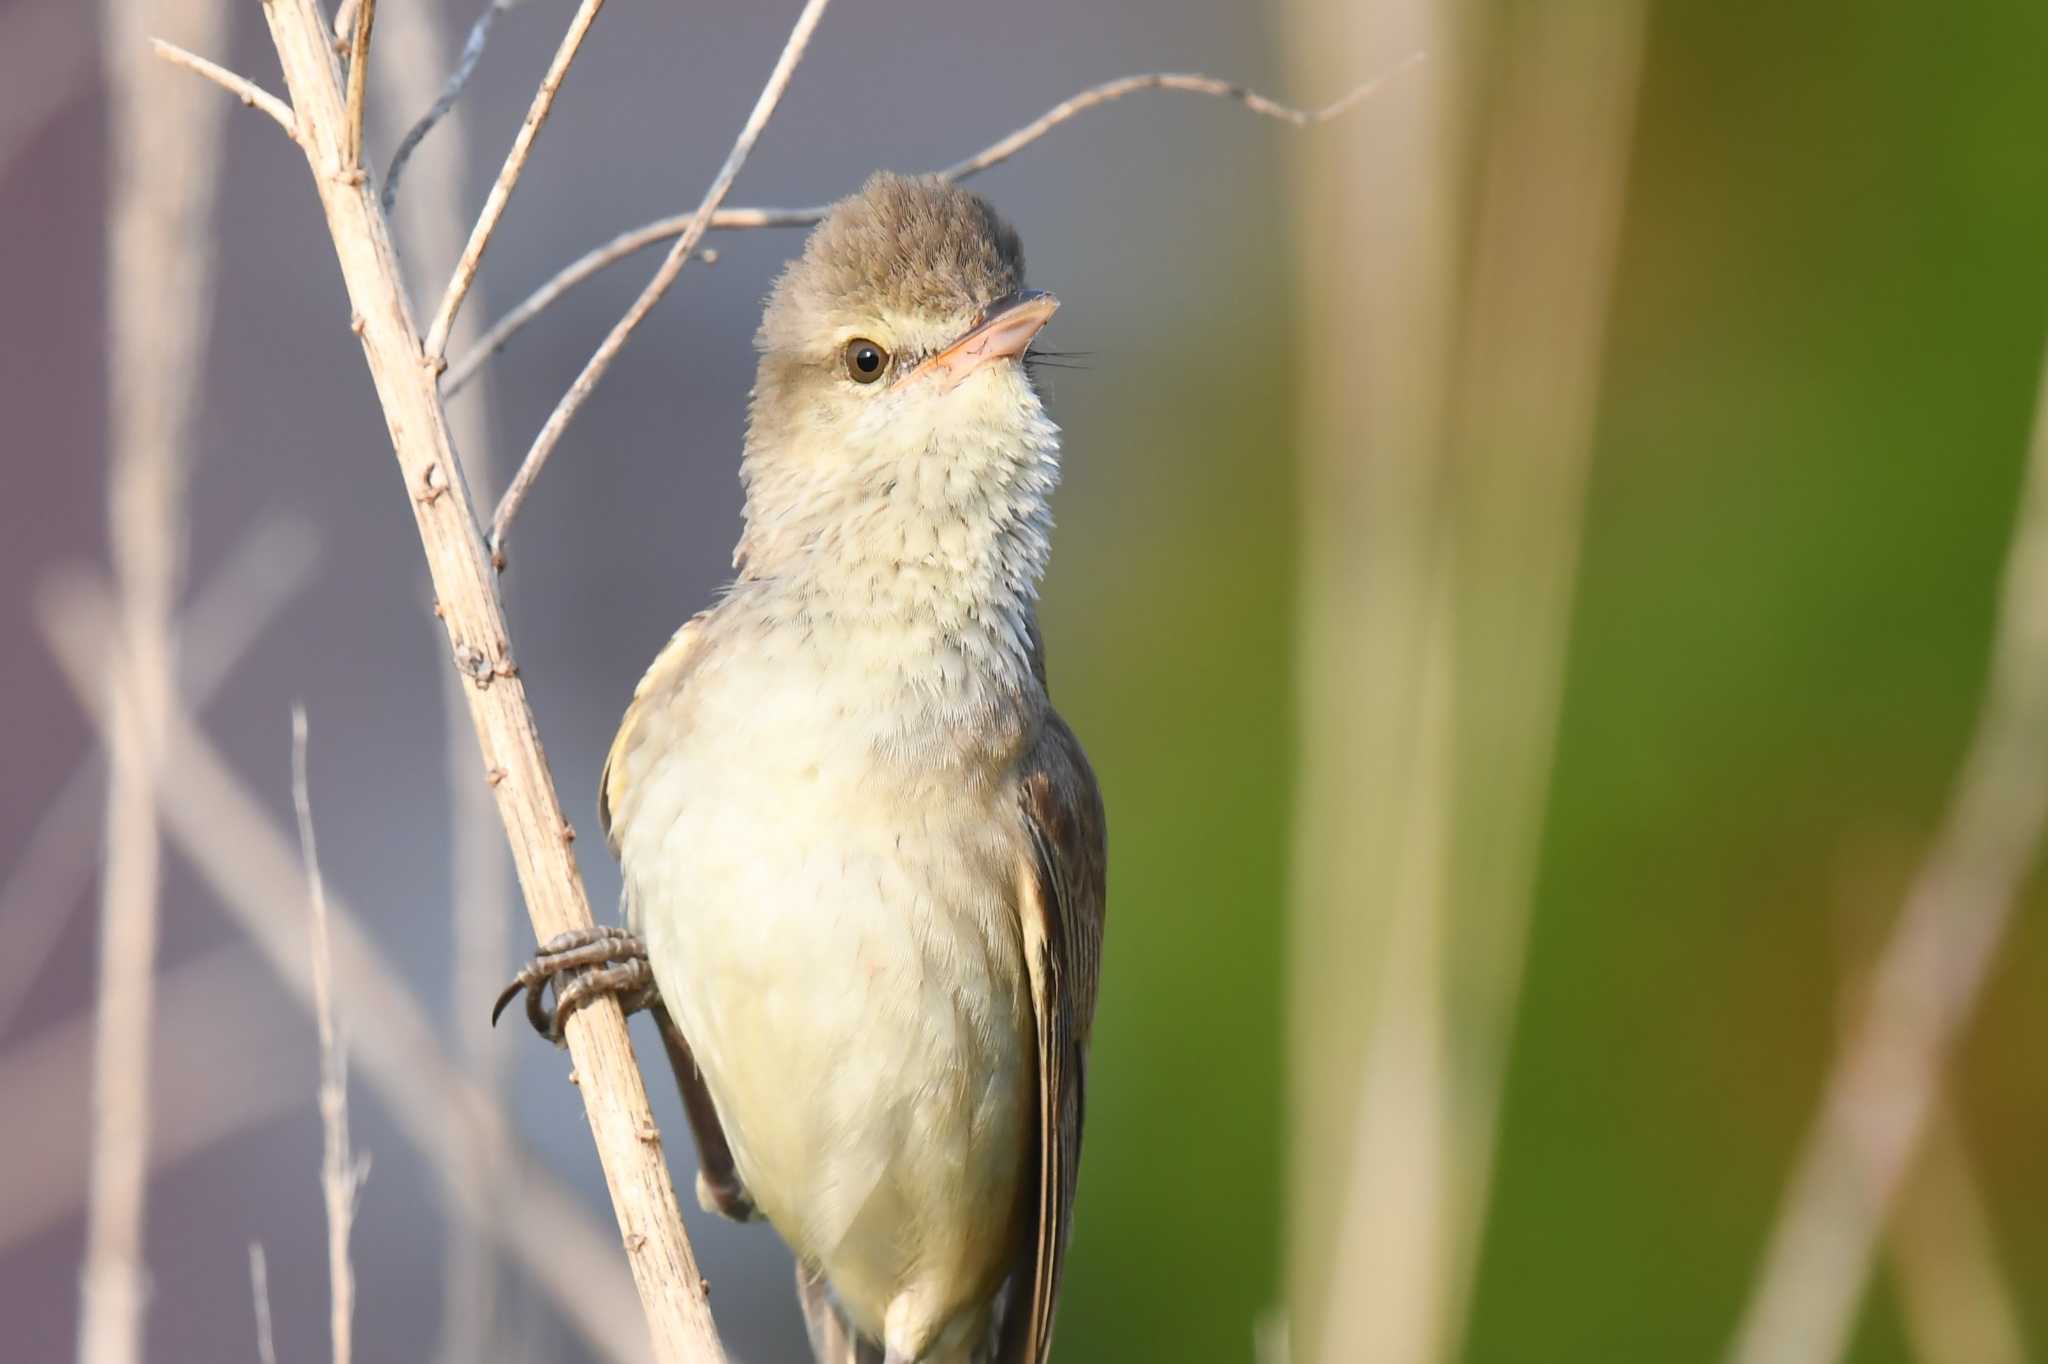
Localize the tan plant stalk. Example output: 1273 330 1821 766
1725 339 2048 1364
38 580 647 1364
79 2 231 1359
1276 2 1643 1361
293 705 367 1364
373 5 516 1354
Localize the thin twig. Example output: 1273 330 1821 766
342 0 376 172
489 0 834 560
444 236 722 396
293 705 366 1364
150 40 298 139
446 58 1420 401
35 577 649 1364
1724 331 2048 1364
422 0 607 361
382 0 513 216
238 2 727 1355
249 1243 279 1364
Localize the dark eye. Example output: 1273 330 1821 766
843 338 889 384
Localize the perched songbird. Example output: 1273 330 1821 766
498 173 1107 1364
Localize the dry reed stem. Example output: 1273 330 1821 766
250 1243 279 1364
444 61 1418 400
1425 6 1646 1358
489 0 836 561
0 944 304 1252
293 705 365 1364
38 580 649 1364
341 0 376 171
237 1 726 1356
372 5 516 1354
1727 356 2048 1364
0 515 317 1037
1278 2 1642 1361
80 2 232 1358
422 0 607 361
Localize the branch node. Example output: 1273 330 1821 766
485 767 508 788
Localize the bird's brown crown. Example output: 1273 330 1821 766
756 172 1026 354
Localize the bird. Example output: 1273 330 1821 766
495 172 1107 1364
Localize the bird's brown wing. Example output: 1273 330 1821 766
598 613 709 856
1005 707 1107 1364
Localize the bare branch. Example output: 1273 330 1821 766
341 0 376 172
382 0 514 216
251 0 724 1355
488 0 835 561
1724 311 2048 1364
447 58 1420 404
249 1243 279 1364
151 40 296 140
423 0 607 361
293 705 366 1364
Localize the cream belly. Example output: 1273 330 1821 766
619 674 1035 1348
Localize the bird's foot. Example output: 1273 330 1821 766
491 925 656 1044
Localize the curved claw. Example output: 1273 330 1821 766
489 978 525 1027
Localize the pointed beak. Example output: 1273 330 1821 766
910 290 1060 391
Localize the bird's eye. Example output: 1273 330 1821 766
843 338 889 384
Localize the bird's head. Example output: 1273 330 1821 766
736 173 1062 585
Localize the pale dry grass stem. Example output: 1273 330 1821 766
1725 347 2048 1362
79 1 233 1359
293 705 368 1364
1277 2 1644 1362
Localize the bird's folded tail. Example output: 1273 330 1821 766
797 1261 884 1364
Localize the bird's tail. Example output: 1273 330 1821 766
796 1261 883 1364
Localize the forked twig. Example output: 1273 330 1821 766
446 57 1422 402
423 0 607 360
488 0 836 562
235 0 728 1355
